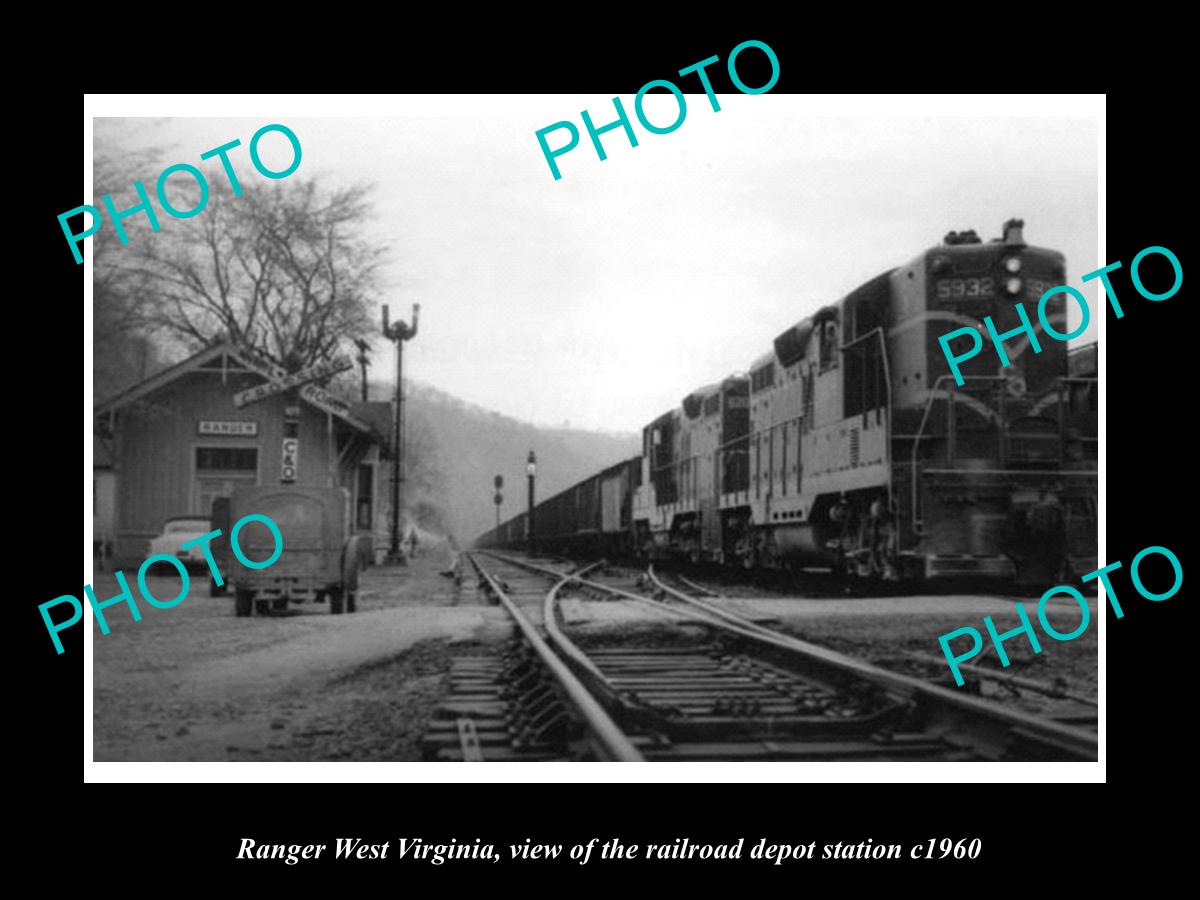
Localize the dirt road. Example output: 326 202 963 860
92 552 511 761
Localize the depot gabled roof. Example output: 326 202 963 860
93 341 377 435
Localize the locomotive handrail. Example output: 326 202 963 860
836 328 895 537
858 328 893 510
649 453 699 474
909 374 1026 530
716 415 803 450
911 373 954 533
908 372 1087 534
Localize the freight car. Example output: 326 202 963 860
478 219 1098 584
479 458 641 557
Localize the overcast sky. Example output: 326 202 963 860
97 101 1098 433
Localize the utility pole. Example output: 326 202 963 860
382 303 420 565
353 338 371 403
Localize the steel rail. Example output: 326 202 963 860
542 562 612 686
483 552 1096 761
643 565 1097 761
657 571 1097 706
464 553 644 762
675 573 723 597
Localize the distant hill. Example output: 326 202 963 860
375 380 640 544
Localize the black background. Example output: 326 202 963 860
18 20 1187 888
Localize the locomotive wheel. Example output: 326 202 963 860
870 520 900 581
864 499 900 581
235 588 253 617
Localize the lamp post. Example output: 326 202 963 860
526 450 537 557
382 302 420 565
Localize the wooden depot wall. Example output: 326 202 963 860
110 366 378 566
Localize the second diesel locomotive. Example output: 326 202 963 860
478 219 1098 584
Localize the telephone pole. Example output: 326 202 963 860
382 303 420 565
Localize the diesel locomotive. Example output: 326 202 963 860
478 219 1098 583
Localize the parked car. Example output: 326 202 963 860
148 516 213 570
220 485 364 617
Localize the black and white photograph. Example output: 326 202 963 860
80 95 1102 772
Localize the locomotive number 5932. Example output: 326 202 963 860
936 277 994 299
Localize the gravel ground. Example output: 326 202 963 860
93 545 1097 762
256 638 477 762
775 613 1097 714
92 545 511 762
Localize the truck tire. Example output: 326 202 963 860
235 589 253 617
329 588 344 615
255 600 270 616
272 598 288 612
347 591 357 613
210 577 226 598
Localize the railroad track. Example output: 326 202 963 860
648 568 1098 729
420 552 1098 762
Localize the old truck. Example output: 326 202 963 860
211 485 365 617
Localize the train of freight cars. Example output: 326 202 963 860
477 219 1098 584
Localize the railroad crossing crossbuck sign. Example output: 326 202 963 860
232 355 354 409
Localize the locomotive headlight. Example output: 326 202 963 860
1004 256 1021 274
1006 277 1022 295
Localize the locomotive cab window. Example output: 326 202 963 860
751 365 775 393
819 320 839 372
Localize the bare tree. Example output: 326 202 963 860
118 177 383 372
93 141 172 399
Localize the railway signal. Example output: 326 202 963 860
526 451 537 556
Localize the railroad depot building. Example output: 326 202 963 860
94 342 394 568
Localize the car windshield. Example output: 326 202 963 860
165 519 209 534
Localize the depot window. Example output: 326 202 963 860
196 447 258 471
